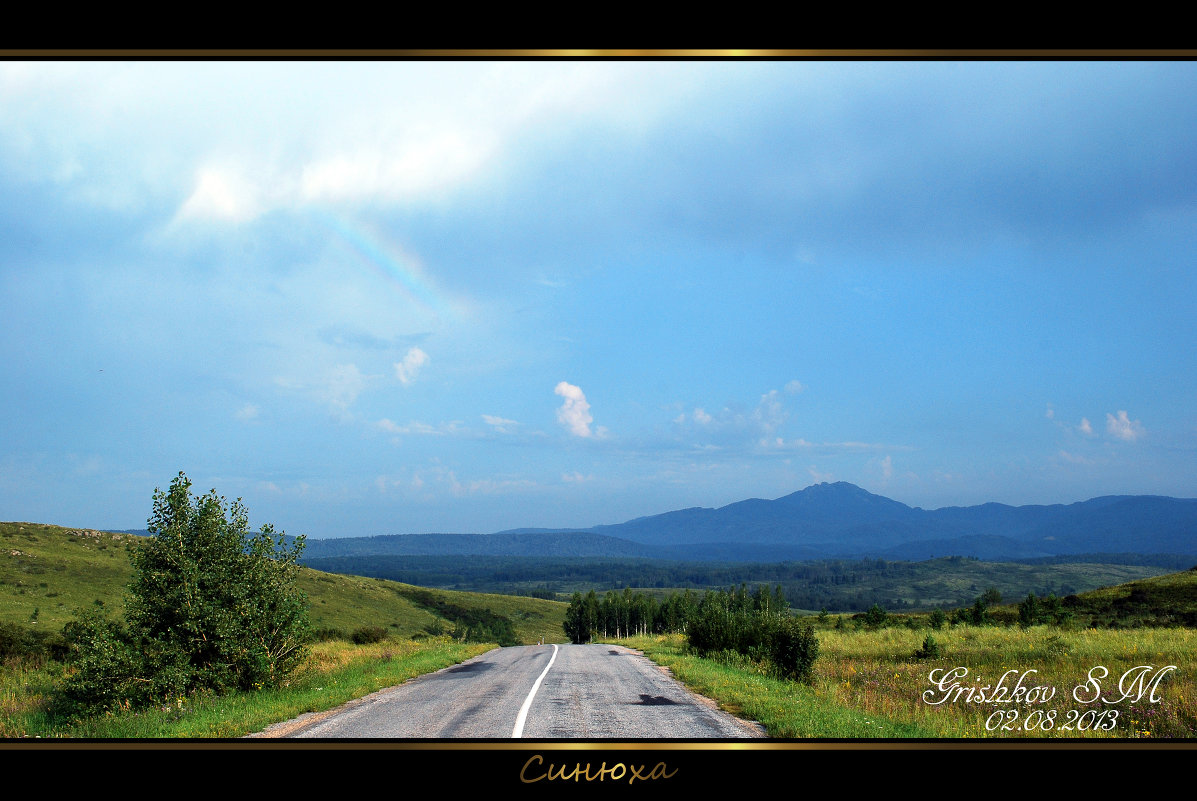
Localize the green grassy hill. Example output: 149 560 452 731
1041 566 1197 628
0 521 566 645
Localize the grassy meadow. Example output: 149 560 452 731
627 618 1197 739
4 519 1197 740
1 520 564 738
2 635 493 738
0 521 565 643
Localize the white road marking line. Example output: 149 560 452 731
512 643 558 738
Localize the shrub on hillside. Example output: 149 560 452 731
62 473 310 713
351 625 388 645
0 621 68 666
311 627 350 642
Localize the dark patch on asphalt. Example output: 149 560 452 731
633 694 678 706
443 661 493 675
608 650 622 655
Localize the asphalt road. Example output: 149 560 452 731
261 643 764 739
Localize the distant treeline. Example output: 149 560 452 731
563 584 819 682
302 554 1172 613
1009 553 1195 570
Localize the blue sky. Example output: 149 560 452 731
2 60 1195 538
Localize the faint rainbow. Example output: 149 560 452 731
314 211 457 322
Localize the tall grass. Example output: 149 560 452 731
629 625 1197 739
2 637 493 738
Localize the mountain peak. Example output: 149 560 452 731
781 481 887 500
774 482 914 519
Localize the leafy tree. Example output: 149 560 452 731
1018 592 1042 627
928 607 947 630
564 591 597 644
864 603 888 628
63 473 310 712
967 595 993 625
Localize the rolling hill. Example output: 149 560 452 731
0 521 565 644
303 481 1197 562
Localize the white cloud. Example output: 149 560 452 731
555 381 595 438
880 454 894 481
754 389 788 434
377 418 462 436
1078 417 1093 436
236 403 259 422
1045 405 1055 420
394 347 429 385
1106 410 1145 442
466 477 537 495
761 437 894 452
562 471 594 483
300 129 494 204
177 166 262 222
693 407 713 425
482 414 519 433
784 380 805 394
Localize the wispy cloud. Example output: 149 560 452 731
808 466 834 483
236 403 259 422
394 347 429 385
324 363 367 419
177 166 262 223
1106 410 1145 442
482 414 519 433
759 437 899 453
753 389 788 434
1078 417 1093 436
1058 449 1098 465
377 418 463 437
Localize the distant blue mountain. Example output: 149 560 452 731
580 483 1197 559
304 482 1197 561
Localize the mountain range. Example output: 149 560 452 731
301 482 1197 563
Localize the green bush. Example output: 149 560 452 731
62 472 310 713
928 608 947 630
769 617 819 682
687 586 818 684
311 627 350 642
0 621 68 665
351 625 388 645
914 634 941 659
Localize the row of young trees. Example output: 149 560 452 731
563 583 818 683
563 587 701 643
